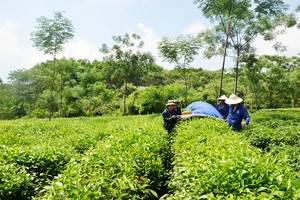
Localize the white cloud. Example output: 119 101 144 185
0 21 24 82
21 37 103 74
0 21 20 55
137 23 160 58
59 37 103 61
137 23 174 69
137 22 221 70
254 25 300 57
184 21 206 35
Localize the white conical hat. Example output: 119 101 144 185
225 93 243 104
218 95 228 101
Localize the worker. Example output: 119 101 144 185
162 100 179 134
173 99 182 115
225 94 250 131
216 95 229 120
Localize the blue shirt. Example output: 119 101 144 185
216 103 229 119
162 108 178 130
227 104 250 131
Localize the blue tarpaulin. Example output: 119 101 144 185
184 101 223 119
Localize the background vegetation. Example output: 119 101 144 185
1 54 299 119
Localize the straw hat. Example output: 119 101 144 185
165 100 177 106
225 94 243 105
218 95 227 101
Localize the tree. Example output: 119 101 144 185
31 11 75 121
194 0 291 94
158 35 202 106
288 57 300 107
8 66 50 115
56 58 79 117
239 54 265 109
194 0 235 98
100 33 154 114
0 83 14 119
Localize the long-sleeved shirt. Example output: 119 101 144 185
227 104 250 131
216 103 229 119
162 108 178 130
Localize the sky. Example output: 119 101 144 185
0 0 299 83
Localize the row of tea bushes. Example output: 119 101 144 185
0 144 75 197
243 109 300 148
34 115 168 199
242 109 300 171
0 115 169 199
0 162 34 200
0 117 112 199
166 118 300 199
0 118 109 151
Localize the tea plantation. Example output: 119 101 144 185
0 109 300 199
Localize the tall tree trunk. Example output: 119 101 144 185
219 28 229 98
123 75 127 115
49 53 56 121
34 88 37 110
60 77 63 117
89 89 92 117
293 83 297 107
234 49 240 94
184 70 188 107
219 7 233 98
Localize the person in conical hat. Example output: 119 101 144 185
216 95 229 120
225 93 250 131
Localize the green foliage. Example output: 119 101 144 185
31 11 75 121
36 116 167 199
126 83 194 115
30 11 74 55
0 162 35 199
242 109 300 149
166 117 300 199
100 33 155 114
3 53 300 118
242 109 300 172
0 116 169 199
1 109 300 199
158 35 202 105
1 145 74 195
30 108 48 118
194 0 290 92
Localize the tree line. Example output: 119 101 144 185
0 54 299 119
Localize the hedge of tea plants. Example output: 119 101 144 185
0 116 168 199
37 116 168 199
242 108 300 173
165 117 300 199
242 109 300 150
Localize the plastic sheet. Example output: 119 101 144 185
184 101 223 119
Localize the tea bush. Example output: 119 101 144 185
166 118 300 199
